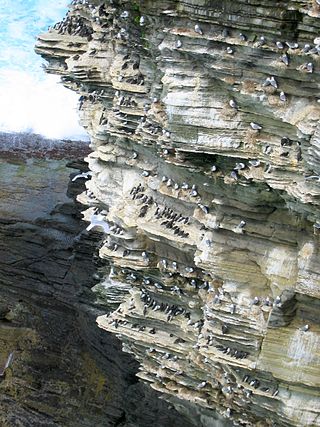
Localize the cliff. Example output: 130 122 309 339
35 1 320 426
0 137 193 427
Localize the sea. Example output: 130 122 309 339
0 0 88 140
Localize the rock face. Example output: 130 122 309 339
35 1 320 426
0 137 194 427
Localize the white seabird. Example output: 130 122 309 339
86 214 110 233
72 171 93 182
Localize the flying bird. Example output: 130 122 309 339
72 171 93 182
86 214 110 233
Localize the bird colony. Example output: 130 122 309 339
36 0 320 426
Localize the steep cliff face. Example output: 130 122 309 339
35 1 320 426
0 137 194 427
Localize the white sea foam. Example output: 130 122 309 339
0 0 88 140
0 69 88 140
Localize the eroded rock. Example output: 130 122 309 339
35 2 320 426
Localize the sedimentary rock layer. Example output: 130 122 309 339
36 1 320 426
0 139 193 427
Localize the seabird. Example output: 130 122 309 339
274 296 281 305
230 170 238 180
239 33 247 41
303 43 311 53
263 76 278 88
269 76 278 89
306 62 314 73
176 39 182 48
72 171 93 181
264 297 272 306
279 91 287 102
276 41 284 49
280 54 289 66
196 381 207 389
281 136 292 146
120 10 129 18
302 324 309 332
139 16 145 26
86 214 110 233
198 204 209 214
229 99 238 109
286 41 298 49
141 170 150 177
194 24 203 35
249 159 260 167
235 162 245 170
250 122 262 130
226 46 234 54
252 296 260 305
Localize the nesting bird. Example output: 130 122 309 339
306 62 314 73
120 10 129 19
286 41 298 49
280 54 289 66
194 24 203 35
250 122 262 131
263 76 278 88
257 35 266 47
279 91 287 102
196 381 207 389
229 99 238 109
238 220 246 228
139 16 145 26
235 162 245 170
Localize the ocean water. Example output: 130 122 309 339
0 0 88 140
0 0 68 73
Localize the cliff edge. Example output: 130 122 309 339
35 1 320 426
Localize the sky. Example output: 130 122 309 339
0 0 88 140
